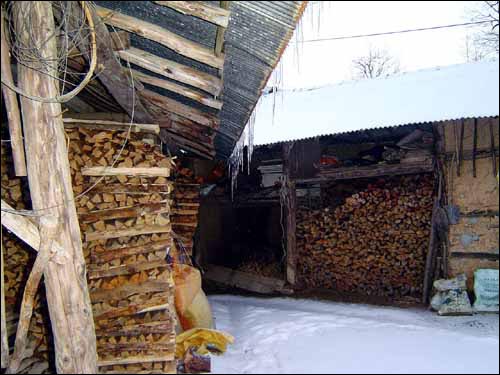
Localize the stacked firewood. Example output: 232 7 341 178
171 167 201 260
1 144 51 373
297 175 434 299
66 128 177 374
238 260 283 279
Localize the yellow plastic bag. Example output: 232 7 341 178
179 289 214 331
174 263 202 314
176 328 235 359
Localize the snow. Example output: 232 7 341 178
254 60 500 146
209 295 499 374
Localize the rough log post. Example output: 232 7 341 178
283 142 297 286
13 2 97 373
7 216 58 374
422 199 439 304
1 231 9 369
0 8 27 176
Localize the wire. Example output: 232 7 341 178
291 20 495 44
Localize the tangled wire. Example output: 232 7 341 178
2 1 97 103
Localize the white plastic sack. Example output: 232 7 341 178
437 290 473 316
473 269 499 313
433 274 467 292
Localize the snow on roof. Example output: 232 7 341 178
254 60 500 146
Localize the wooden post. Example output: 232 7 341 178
283 143 297 286
1 8 27 176
7 216 58 374
1 230 9 369
13 2 97 373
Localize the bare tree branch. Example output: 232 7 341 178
352 48 401 79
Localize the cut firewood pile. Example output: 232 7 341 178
1 144 52 374
237 259 283 279
297 174 435 299
171 166 202 261
66 128 177 374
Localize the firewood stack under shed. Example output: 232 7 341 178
297 174 434 299
66 127 177 374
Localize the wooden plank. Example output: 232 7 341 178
109 30 131 51
88 260 169 279
84 3 153 123
91 280 171 303
96 321 173 337
86 224 172 242
204 265 293 295
82 167 171 177
1 231 9 368
117 47 222 96
93 297 169 321
140 89 219 129
131 68 222 109
80 202 170 223
1 8 27 176
423 200 439 304
91 183 173 194
91 239 172 264
153 1 230 27
97 342 174 352
63 118 160 134
96 6 224 69
98 354 174 367
214 1 230 59
13 2 98 373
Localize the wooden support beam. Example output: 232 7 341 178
283 142 297 286
90 239 173 265
7 216 57 374
214 1 230 59
118 47 222 96
63 118 160 134
140 89 219 129
79 3 153 123
86 225 172 242
13 3 98 373
130 68 222 109
153 1 230 28
1 8 27 176
96 6 224 69
1 231 9 369
82 166 171 178
79 202 170 223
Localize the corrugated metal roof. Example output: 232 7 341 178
254 60 500 146
94 1 307 159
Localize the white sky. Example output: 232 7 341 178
274 1 487 89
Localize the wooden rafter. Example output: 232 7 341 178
118 47 222 96
95 5 224 69
63 118 160 134
140 89 219 129
153 1 230 28
130 68 222 110
215 1 230 59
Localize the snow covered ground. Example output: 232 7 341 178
208 295 499 374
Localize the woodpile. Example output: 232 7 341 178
1 144 51 373
66 128 177 374
297 174 434 299
237 260 283 279
171 167 201 260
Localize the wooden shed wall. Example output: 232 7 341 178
439 118 499 290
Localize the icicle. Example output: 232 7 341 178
228 126 246 200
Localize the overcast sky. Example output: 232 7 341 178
273 1 489 89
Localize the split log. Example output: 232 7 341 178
96 6 224 69
98 355 175 367
86 225 172 242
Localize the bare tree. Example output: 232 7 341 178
352 48 401 79
465 1 499 60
